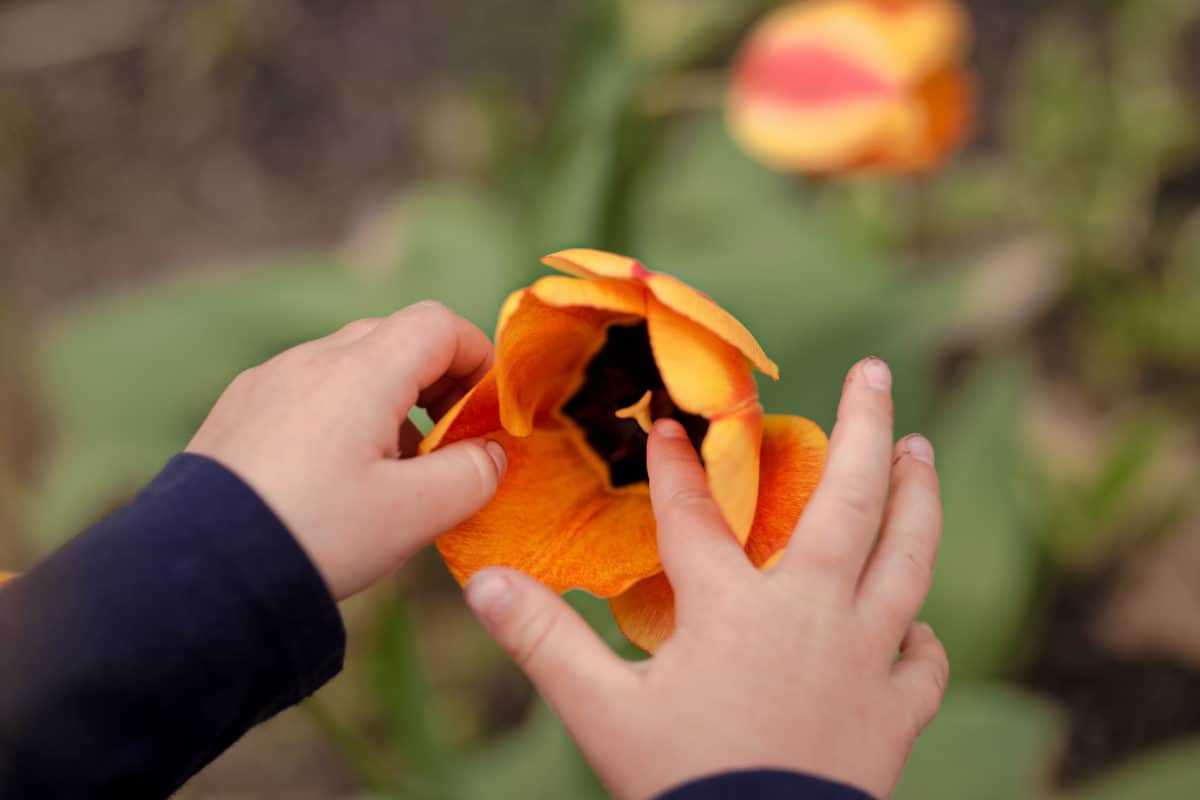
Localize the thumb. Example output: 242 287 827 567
385 437 507 542
465 568 629 713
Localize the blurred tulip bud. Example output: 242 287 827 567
727 0 975 175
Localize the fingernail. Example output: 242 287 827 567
466 569 514 628
654 418 686 439
906 434 935 465
484 440 507 476
863 357 891 391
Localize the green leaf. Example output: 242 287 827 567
458 702 605 800
1065 737 1200 800
895 682 1062 800
923 361 1038 679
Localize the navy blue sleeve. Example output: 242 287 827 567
658 770 875 800
0 453 346 799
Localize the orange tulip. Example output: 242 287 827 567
421 249 828 652
0 572 13 586
726 0 974 174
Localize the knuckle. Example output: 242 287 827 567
382 301 457 343
899 636 949 733
229 365 260 390
403 299 454 327
790 528 849 571
914 671 948 728
304 345 359 378
878 595 916 633
336 318 377 338
667 487 714 511
272 342 321 369
510 606 559 668
834 483 879 527
663 487 720 526
929 634 950 685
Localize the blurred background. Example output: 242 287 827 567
2 0 1200 797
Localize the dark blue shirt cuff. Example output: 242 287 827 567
657 769 875 800
0 452 346 797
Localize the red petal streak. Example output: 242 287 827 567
737 43 897 106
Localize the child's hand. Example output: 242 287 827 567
464 358 945 800
187 302 507 600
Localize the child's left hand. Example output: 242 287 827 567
187 301 507 599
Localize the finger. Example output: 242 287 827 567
378 437 507 550
356 301 493 408
397 418 424 458
782 357 894 586
892 622 949 733
858 435 941 642
466 567 630 720
647 420 753 598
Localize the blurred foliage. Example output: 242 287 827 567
895 683 1062 800
1065 737 1200 800
923 360 1035 679
15 0 1200 795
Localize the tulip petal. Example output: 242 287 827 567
644 296 759 419
917 66 974 162
879 0 971 84
528 275 647 317
541 249 644 282
610 571 675 654
496 287 528 337
495 291 640 437
542 249 778 379
744 415 830 568
732 37 898 107
749 1 907 81
702 409 764 546
855 65 974 173
610 415 828 653
436 423 661 596
642 272 778 380
741 0 966 88
726 94 898 174
420 371 501 454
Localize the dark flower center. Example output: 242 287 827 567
562 321 709 487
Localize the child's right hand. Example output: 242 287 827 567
186 302 507 600
464 358 946 800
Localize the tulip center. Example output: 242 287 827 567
562 321 709 487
